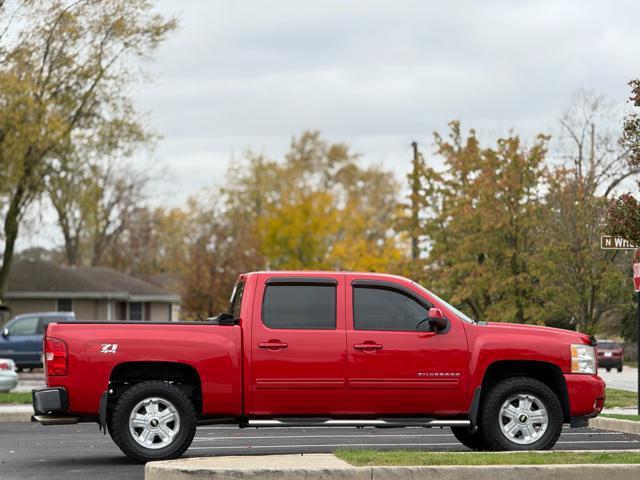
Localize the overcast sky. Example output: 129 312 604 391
128 0 639 205
17 0 640 249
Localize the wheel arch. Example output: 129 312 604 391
479 360 570 423
107 361 203 417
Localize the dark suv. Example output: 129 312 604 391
596 340 624 372
0 312 75 370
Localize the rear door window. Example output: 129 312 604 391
262 284 336 329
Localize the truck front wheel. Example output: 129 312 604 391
479 377 563 451
108 380 197 463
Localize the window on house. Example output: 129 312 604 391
129 302 143 321
57 298 73 312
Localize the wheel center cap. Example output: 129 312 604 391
518 413 528 423
149 418 159 428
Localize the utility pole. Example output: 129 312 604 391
410 141 421 261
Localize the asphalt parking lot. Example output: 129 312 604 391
599 366 638 392
1 422 639 480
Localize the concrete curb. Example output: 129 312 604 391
146 454 367 480
0 405 33 423
590 417 640 435
145 454 640 480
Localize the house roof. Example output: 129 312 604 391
5 260 180 302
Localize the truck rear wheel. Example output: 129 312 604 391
451 427 488 450
108 380 197 463
480 377 563 451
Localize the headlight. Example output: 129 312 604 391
571 344 596 374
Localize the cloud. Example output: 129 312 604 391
129 0 640 204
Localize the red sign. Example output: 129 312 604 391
634 248 640 292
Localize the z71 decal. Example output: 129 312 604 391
100 344 118 354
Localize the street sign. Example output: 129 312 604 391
601 235 639 250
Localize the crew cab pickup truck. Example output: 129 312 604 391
32 271 605 462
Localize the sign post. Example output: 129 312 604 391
634 249 640 415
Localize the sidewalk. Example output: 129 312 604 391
145 453 640 480
0 404 32 422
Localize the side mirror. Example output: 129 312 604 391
427 307 448 332
1 328 9 338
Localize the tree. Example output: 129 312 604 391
419 122 547 324
537 169 629 334
142 131 406 319
538 91 637 334
0 0 175 301
608 80 640 244
255 132 405 272
180 200 264 319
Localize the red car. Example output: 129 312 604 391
32 271 605 462
596 341 624 372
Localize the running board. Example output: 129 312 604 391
242 418 471 428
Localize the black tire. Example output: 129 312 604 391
606 368 611 372
108 380 197 463
451 427 488 451
617 366 623 372
479 377 563 451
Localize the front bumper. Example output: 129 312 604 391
564 373 606 418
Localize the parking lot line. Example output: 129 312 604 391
189 442 464 450
188 440 640 451
193 431 626 441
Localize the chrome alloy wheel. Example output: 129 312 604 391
128 397 181 449
498 393 548 445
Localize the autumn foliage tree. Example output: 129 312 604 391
106 131 405 319
0 0 175 301
418 122 546 324
608 80 640 244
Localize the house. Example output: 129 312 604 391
1 259 180 322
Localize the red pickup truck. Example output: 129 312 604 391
32 271 605 462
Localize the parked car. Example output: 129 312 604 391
32 271 604 463
0 358 18 392
596 340 624 372
0 312 76 370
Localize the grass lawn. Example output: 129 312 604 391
0 392 31 404
336 450 640 466
624 361 637 368
601 413 640 421
605 388 638 408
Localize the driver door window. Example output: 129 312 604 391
9 317 39 336
354 287 427 331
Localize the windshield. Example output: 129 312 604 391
412 282 477 324
597 342 621 350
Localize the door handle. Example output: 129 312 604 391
353 343 383 351
418 331 437 339
258 341 288 349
